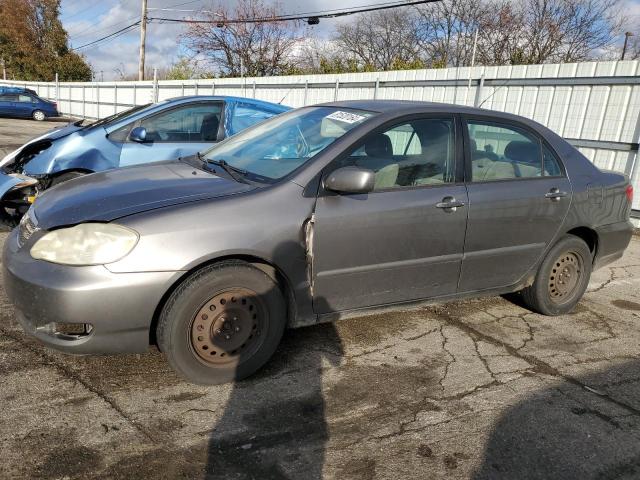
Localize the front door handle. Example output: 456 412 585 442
436 196 465 212
545 188 568 201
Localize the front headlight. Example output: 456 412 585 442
30 223 139 266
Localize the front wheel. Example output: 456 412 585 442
157 261 286 385
32 110 45 121
519 235 592 316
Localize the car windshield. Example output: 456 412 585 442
201 106 376 182
81 103 152 129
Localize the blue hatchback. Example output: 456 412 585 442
0 95 290 224
0 89 59 121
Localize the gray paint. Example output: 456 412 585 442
2 100 634 355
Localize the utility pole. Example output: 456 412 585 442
138 0 148 81
622 32 633 61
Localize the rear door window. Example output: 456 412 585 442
467 121 542 181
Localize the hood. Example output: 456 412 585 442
0 121 83 166
33 160 255 229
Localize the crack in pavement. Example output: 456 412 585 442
429 305 640 419
0 325 158 444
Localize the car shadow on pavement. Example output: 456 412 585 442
473 359 640 480
203 241 344 479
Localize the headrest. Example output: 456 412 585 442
504 141 539 165
201 114 220 141
365 133 392 158
419 121 450 143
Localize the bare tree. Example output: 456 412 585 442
475 1 526 65
415 0 487 67
518 0 622 63
333 10 423 70
181 0 305 77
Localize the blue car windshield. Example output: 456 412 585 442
82 103 152 129
202 106 376 181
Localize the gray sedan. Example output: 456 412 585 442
2 100 633 384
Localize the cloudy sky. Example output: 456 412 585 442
60 0 640 80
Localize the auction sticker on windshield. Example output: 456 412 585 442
325 111 367 124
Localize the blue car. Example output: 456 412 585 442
0 96 290 224
0 88 59 121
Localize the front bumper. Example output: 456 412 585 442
2 228 182 354
593 220 634 270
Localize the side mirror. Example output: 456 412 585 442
129 126 147 143
324 166 375 194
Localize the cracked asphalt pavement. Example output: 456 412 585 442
2 118 640 479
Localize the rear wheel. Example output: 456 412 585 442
32 110 45 121
519 235 592 315
157 261 286 385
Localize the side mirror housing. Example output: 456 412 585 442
324 166 375 194
129 126 147 143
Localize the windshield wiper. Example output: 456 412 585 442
198 152 248 184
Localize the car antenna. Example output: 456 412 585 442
278 81 302 104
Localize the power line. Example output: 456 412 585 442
71 21 141 51
149 0 440 24
69 15 140 41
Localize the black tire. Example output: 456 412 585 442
32 110 45 121
520 235 592 316
157 261 286 385
50 171 87 187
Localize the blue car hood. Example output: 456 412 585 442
33 160 255 229
41 121 84 141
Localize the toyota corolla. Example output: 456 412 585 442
2 100 633 384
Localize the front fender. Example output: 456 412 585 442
21 131 121 176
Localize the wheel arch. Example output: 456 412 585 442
565 226 598 260
148 254 296 346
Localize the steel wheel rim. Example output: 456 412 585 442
34 111 44 121
189 288 267 366
548 251 582 303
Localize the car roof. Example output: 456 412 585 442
316 99 529 120
314 99 556 137
166 95 291 112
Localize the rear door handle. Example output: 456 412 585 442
545 188 568 201
436 196 465 211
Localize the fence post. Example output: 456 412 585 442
334 78 340 101
374 78 379 99
473 74 485 107
153 68 158 102
195 82 199 96
181 82 185 97
95 81 99 119
114 84 118 114
54 72 59 108
303 80 308 106
252 80 256 98
82 84 85 118
133 83 137 105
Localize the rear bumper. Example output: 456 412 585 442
2 228 182 354
593 220 634 270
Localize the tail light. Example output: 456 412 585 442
626 184 633 204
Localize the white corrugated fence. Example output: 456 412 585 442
2 60 640 208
